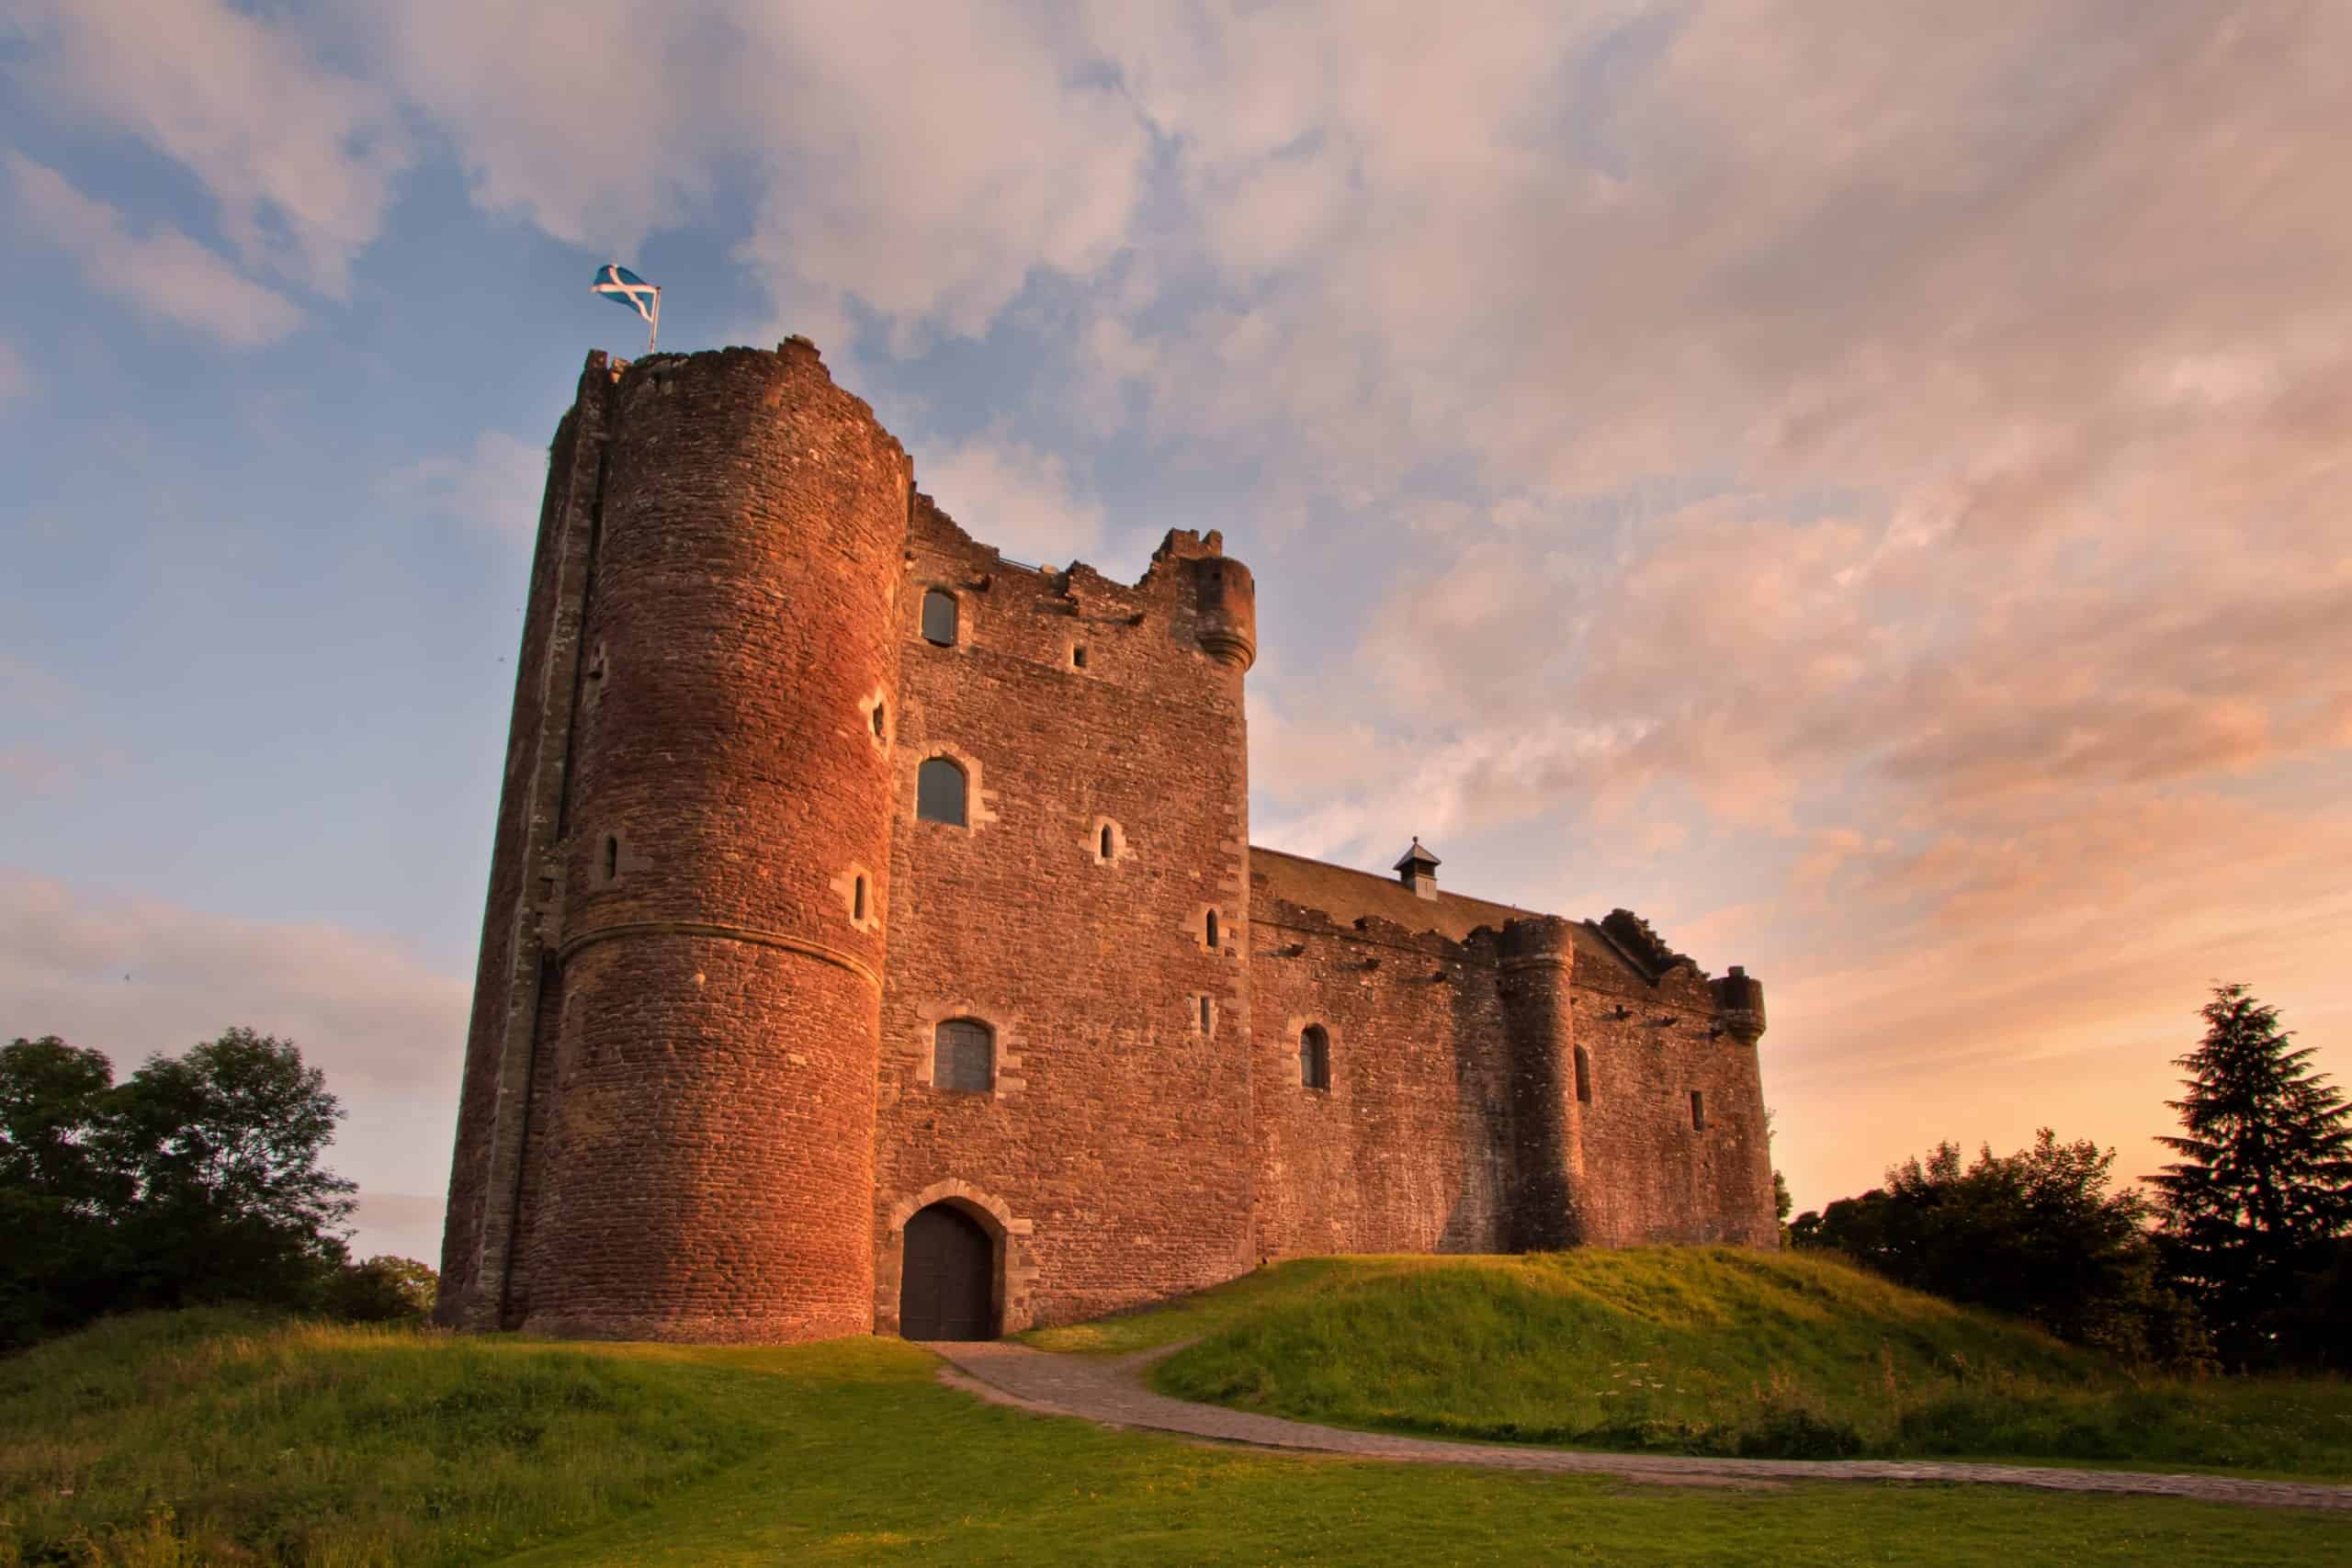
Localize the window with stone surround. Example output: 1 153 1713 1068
1575 1046 1592 1104
1299 1025 1330 1090
922 589 958 646
935 1019 994 1093
918 757 967 826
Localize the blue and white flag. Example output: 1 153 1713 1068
591 264 659 323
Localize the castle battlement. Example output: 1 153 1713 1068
436 343 1776 1343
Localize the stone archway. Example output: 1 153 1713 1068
899 1201 995 1340
878 1179 1037 1337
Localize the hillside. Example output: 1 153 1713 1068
1031 1248 2352 1475
2 1281 2345 1564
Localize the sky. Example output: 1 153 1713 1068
3 1 2346 1265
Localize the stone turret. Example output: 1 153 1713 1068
1498 915 1586 1250
441 342 910 1341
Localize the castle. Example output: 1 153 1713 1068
435 341 1777 1343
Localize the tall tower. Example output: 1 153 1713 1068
438 341 910 1340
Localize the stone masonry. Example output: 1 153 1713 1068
435 342 1779 1342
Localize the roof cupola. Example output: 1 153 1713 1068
1393 837 1442 899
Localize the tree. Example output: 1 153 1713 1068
2151 984 2352 1367
0 1029 357 1347
1792 1131 2208 1364
0 1037 128 1345
325 1256 439 1323
1771 1169 1792 1247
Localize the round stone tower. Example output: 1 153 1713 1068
519 341 910 1341
1498 915 1587 1251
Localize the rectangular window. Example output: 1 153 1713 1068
935 1020 994 1093
1690 1089 1706 1131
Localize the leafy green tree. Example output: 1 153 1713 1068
2151 984 2352 1368
0 1029 356 1347
0 1037 127 1345
325 1255 440 1323
1792 1131 2208 1364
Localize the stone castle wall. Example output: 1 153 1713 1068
871 502 1258 1333
437 341 1779 1342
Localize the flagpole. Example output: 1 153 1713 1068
649 288 661 355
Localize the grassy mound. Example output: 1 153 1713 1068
1051 1249 2352 1477
5 1302 2346 1565
0 1307 794 1565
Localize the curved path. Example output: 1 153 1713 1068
928 1340 2352 1513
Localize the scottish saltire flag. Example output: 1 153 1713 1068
591 264 660 323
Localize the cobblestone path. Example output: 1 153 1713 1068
928 1340 2352 1512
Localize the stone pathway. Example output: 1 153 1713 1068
927 1340 2352 1513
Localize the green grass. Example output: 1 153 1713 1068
1112 1249 2352 1479
4 1303 2347 1566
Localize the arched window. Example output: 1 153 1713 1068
934 1019 994 1093
1101 825 1114 858
917 757 967 826
1205 909 1220 950
922 590 958 647
1574 1045 1592 1105
1299 1025 1330 1090
871 703 887 740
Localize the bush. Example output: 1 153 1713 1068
323 1256 438 1323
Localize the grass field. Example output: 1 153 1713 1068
1 1282 2346 1565
1031 1249 2352 1478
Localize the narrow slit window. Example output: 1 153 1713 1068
1574 1046 1592 1105
934 1019 994 1093
1690 1089 1706 1131
921 590 958 647
603 836 618 880
1205 909 1220 950
853 874 867 922
1199 997 1212 1032
1299 1025 1330 1090
871 704 887 740
1100 825 1114 859
917 757 967 826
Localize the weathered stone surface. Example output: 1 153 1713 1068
436 342 1779 1342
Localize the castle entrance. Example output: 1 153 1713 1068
899 1202 995 1340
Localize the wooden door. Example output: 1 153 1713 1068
899 1202 994 1339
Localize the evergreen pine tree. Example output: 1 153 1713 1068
2151 984 2352 1366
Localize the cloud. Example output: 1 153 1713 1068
389 431 549 537
7 0 408 296
919 437 1105 567
6 154 303 346
364 3 1146 343
0 872 469 1096
349 1190 447 1266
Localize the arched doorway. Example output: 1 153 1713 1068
899 1202 995 1340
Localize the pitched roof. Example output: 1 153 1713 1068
1250 845 1637 976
